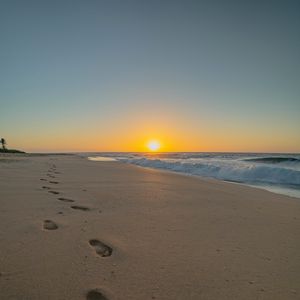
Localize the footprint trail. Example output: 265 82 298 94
89 239 112 257
43 220 58 230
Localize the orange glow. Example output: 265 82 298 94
9 108 300 153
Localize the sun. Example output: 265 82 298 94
147 140 161 152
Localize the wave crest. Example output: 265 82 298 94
244 157 300 164
120 157 300 186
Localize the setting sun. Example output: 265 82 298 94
147 140 161 152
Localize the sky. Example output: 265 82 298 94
0 0 299 152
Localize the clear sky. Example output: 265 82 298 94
1 0 299 152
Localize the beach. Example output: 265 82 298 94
0 154 299 300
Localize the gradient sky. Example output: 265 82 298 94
1 0 299 152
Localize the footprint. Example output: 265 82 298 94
58 197 75 203
42 186 51 190
89 239 112 257
86 289 108 300
43 220 58 230
40 178 47 181
71 205 90 211
49 181 59 184
48 190 60 195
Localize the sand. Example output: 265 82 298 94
0 154 299 300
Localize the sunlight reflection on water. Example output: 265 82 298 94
88 157 116 162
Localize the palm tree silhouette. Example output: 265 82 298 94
1 138 7 150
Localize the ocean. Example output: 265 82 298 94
85 152 300 198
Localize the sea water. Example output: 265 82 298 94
86 152 300 198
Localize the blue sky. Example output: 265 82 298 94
1 0 299 152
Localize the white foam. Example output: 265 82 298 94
118 157 300 186
87 152 300 198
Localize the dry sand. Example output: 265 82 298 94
0 154 299 300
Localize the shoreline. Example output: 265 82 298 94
1 154 300 299
125 162 300 200
87 155 300 200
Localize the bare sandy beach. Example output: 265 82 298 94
0 154 299 300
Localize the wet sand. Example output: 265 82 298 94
0 154 299 299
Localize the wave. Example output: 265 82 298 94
119 157 300 187
244 157 300 164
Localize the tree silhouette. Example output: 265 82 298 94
1 138 7 150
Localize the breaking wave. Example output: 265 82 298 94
86 152 300 197
119 157 300 186
244 157 300 164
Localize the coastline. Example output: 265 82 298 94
86 153 300 199
0 153 300 299
121 162 300 200
88 155 300 199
